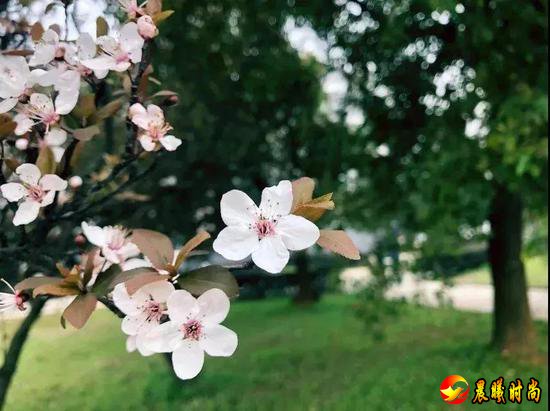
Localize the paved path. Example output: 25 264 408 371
341 269 548 321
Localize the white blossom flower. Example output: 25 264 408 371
0 279 27 312
29 29 64 67
81 222 140 264
137 15 158 39
0 164 67 226
15 138 29 151
213 181 320 273
14 93 75 135
64 33 108 79
119 0 145 19
68 175 83 189
144 288 238 380
129 103 181 151
81 23 144 73
0 55 33 113
30 67 81 117
113 281 174 356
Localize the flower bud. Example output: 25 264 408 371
15 138 29 150
69 175 83 189
137 15 159 39
74 234 86 247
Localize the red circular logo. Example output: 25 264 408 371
440 375 470 404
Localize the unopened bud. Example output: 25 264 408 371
137 15 159 39
69 175 83 189
15 138 29 150
74 234 86 247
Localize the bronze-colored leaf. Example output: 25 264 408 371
73 125 100 141
33 280 80 297
137 64 154 99
125 272 168 295
106 267 159 290
96 16 109 37
316 229 360 260
178 265 239 299
130 229 174 269
56 262 72 278
15 276 60 291
30 22 44 42
150 90 178 99
72 95 96 120
146 0 162 16
4 158 20 173
153 10 174 24
174 231 211 269
62 294 97 329
49 24 61 36
36 145 57 175
91 265 121 296
0 114 16 137
292 193 335 222
89 99 123 124
291 177 315 210
2 50 34 57
81 249 98 288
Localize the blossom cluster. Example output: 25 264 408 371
0 0 359 384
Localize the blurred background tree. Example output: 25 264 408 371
293 0 548 354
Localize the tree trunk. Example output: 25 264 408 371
488 185 535 355
0 299 46 409
292 253 320 304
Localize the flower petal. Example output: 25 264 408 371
143 321 182 353
15 163 41 185
44 128 67 146
81 222 107 247
121 312 149 335
138 135 156 151
197 288 230 324
251 235 289 274
167 289 199 324
139 280 175 303
259 180 293 218
200 324 238 357
213 226 258 261
0 183 26 202
135 334 155 356
30 93 54 114
0 97 17 114
276 214 320 251
219 189 259 226
13 200 40 226
129 103 146 119
14 114 34 135
159 135 182 151
39 190 55 207
112 283 141 316
172 341 204 380
39 174 67 191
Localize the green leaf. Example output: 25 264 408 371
91 265 122 296
96 16 109 37
178 265 239 298
35 145 57 175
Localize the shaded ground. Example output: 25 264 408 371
2 296 547 411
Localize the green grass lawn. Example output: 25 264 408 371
455 255 548 287
3 296 548 411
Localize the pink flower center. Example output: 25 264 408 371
181 319 203 340
107 229 128 251
255 219 276 238
115 52 130 64
42 111 59 126
15 293 26 311
27 185 45 202
142 300 163 323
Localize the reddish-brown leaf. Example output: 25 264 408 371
291 177 315 210
125 272 168 295
33 280 80 297
73 125 100 141
174 231 211 269
30 22 44 42
62 294 97 329
316 230 360 260
15 276 60 291
0 114 16 137
146 0 162 16
131 229 174 269
293 193 335 222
